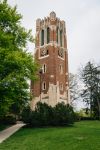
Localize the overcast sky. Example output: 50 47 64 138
8 0 100 74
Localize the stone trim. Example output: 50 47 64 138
39 54 49 59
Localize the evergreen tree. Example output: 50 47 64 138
80 61 100 119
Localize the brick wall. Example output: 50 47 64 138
31 12 69 108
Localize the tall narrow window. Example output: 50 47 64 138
47 27 50 44
59 64 63 74
42 64 46 73
47 50 49 55
42 82 46 90
60 30 62 47
41 29 44 45
56 27 58 43
60 83 63 91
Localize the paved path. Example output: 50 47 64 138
0 123 25 143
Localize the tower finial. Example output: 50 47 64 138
50 11 56 20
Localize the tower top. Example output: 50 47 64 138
49 11 56 20
36 11 66 31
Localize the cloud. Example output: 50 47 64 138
8 0 100 73
68 4 100 73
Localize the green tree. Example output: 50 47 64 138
92 67 100 119
0 0 38 116
80 61 100 119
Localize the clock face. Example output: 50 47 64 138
58 49 64 58
41 49 47 56
42 49 46 55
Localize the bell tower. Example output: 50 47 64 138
31 12 70 109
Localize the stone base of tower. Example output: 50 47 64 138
30 83 69 110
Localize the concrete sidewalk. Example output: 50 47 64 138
0 123 25 143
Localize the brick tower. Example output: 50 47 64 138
31 12 70 109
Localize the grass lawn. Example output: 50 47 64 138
0 121 100 150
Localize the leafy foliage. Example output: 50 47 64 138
80 61 100 119
22 102 75 127
0 115 16 125
0 0 38 116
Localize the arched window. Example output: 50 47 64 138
47 49 49 55
47 27 50 44
60 30 62 47
42 64 46 73
59 64 63 74
41 29 44 45
42 82 46 90
60 83 63 91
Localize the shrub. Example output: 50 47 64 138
36 102 53 125
21 106 32 124
80 116 95 120
52 103 75 126
0 115 16 125
21 102 75 127
30 102 53 127
74 112 81 121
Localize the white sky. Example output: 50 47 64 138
8 0 100 74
